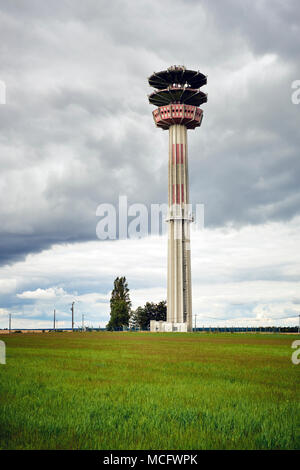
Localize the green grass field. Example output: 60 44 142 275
0 331 299 450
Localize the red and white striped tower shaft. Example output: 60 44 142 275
148 66 207 332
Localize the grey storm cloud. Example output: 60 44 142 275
0 0 299 266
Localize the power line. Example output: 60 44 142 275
194 313 299 323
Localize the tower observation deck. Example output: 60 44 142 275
148 65 207 332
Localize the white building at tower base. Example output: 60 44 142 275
150 320 188 332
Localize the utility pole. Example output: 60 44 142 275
194 314 197 331
82 314 84 331
298 314 300 334
9 313 11 333
53 309 56 331
71 302 75 332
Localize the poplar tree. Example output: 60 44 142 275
106 276 131 330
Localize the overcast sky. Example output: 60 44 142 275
0 0 299 328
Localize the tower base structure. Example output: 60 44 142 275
150 320 188 333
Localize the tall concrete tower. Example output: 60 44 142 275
148 66 207 332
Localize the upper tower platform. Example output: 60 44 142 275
148 65 207 130
148 65 207 90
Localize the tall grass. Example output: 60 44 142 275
0 332 299 449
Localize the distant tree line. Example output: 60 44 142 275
106 276 166 330
130 300 166 330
